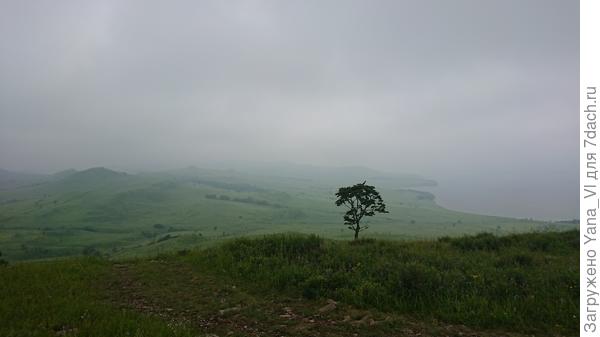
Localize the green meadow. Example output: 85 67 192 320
0 230 578 337
0 165 578 336
0 165 564 262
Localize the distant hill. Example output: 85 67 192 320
51 169 78 180
0 167 128 190
0 163 571 262
64 167 128 182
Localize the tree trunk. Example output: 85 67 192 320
354 223 360 240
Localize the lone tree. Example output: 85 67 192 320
335 181 388 240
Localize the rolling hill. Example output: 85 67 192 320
0 164 567 261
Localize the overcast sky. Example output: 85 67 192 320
0 0 578 220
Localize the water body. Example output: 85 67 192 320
418 175 578 222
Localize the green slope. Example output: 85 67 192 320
0 166 565 261
0 231 578 337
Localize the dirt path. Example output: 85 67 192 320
104 259 545 337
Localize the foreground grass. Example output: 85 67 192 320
0 258 196 337
0 230 578 336
193 230 579 335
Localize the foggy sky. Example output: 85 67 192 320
0 1 578 220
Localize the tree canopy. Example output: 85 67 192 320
335 181 388 239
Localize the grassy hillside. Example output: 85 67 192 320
0 231 578 337
0 166 567 261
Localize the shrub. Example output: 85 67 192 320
450 233 504 251
301 275 327 299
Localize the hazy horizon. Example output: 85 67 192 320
0 0 578 220
0 160 575 221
